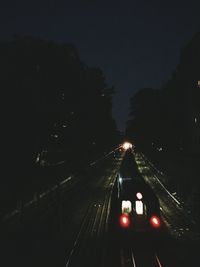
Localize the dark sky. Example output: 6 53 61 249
1 0 200 131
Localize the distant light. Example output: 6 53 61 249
122 142 132 150
136 192 143 200
51 134 58 138
119 176 123 184
194 117 197 124
35 153 40 163
150 216 161 228
198 80 200 87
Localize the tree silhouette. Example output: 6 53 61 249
126 32 200 155
0 36 119 211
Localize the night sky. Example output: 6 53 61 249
1 0 200 131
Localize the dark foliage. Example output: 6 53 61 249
126 32 200 155
0 36 119 212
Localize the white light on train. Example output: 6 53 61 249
122 142 132 150
136 192 143 200
121 200 132 214
135 200 143 215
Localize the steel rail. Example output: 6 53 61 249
65 160 121 267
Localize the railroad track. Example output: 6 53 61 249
65 166 121 267
120 248 164 267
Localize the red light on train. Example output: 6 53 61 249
119 214 130 228
150 215 161 228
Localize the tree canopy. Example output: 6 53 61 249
126 32 200 154
1 37 119 208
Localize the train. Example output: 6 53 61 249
114 149 162 233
